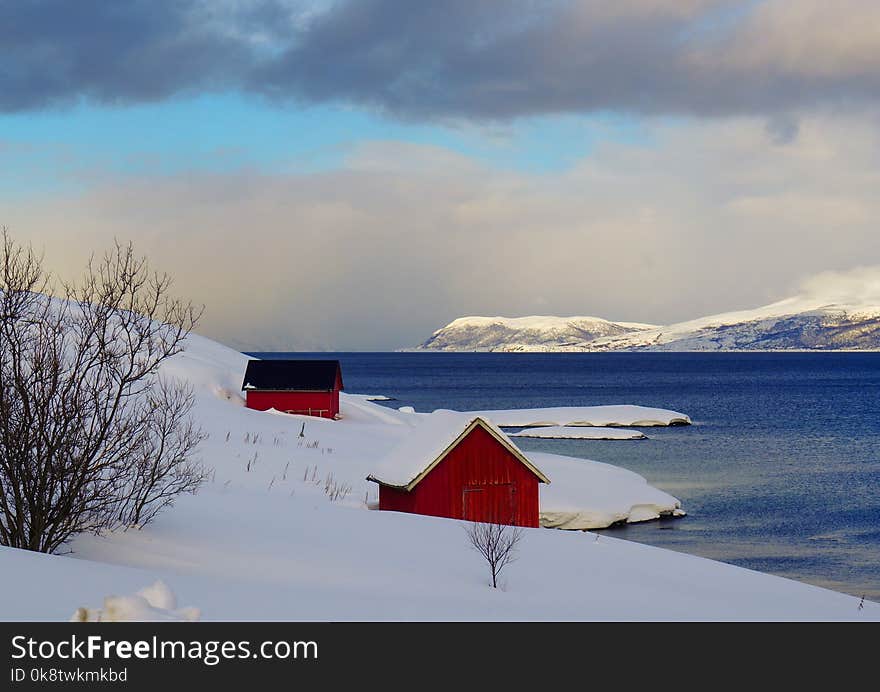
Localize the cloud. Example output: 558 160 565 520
254 0 880 119
703 0 880 80
3 1 880 119
765 115 800 145
0 0 276 111
6 114 880 349
798 267 880 306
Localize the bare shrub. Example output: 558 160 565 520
322 472 350 502
466 521 524 589
0 229 205 552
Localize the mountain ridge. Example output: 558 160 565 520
414 299 880 352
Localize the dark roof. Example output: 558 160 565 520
241 360 343 392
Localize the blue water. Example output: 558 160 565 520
250 352 880 600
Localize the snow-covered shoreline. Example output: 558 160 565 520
535 452 684 529
0 332 875 621
470 405 692 427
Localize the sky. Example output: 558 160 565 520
2 0 880 350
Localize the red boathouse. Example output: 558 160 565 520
367 411 550 527
241 359 344 419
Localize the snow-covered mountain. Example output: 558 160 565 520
416 299 880 352
416 315 659 352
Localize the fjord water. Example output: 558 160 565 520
252 352 880 601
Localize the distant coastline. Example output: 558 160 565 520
397 347 880 353
412 298 880 352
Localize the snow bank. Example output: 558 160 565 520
470 404 692 427
70 580 200 622
535 453 684 529
511 426 647 440
340 393 414 425
1 494 874 620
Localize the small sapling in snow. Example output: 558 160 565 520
466 521 524 589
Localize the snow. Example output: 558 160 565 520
470 405 692 427
71 581 200 622
511 426 647 440
588 297 880 351
136 580 179 611
535 453 683 529
418 291 880 352
445 315 658 332
651 297 880 340
0 320 876 621
416 314 658 351
366 410 549 489
1 502 875 620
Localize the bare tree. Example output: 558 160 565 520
0 229 206 553
466 521 524 589
116 379 209 527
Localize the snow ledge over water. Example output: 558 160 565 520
511 426 647 440
471 404 692 427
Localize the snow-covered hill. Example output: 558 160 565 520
1 320 876 620
415 299 880 352
416 315 657 351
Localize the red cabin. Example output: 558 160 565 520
241 359 344 419
367 412 550 527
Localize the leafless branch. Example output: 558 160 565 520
0 229 207 553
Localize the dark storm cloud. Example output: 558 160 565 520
0 0 273 110
254 0 880 119
3 0 880 119
256 0 696 118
